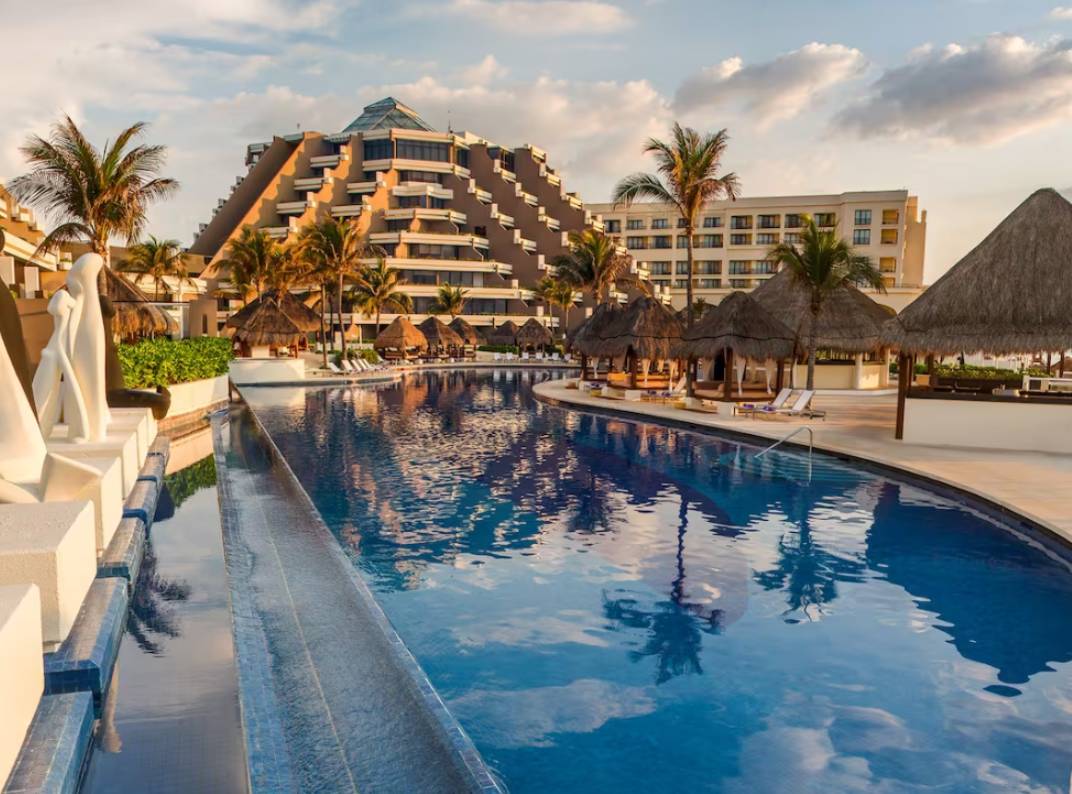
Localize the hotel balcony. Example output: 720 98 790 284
266 226 292 239
330 204 365 218
539 166 562 187
366 257 512 276
277 199 314 215
517 188 538 207
385 207 466 225
392 184 454 201
466 180 493 204
493 161 517 183
369 231 490 250
564 193 584 210
294 176 331 191
310 152 348 169
347 177 386 194
400 283 527 301
363 159 470 179
489 206 514 228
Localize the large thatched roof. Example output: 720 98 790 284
884 188 1072 355
103 267 175 337
751 268 892 353
585 295 682 359
484 320 520 346
231 296 305 347
226 291 320 333
418 316 463 349
568 301 623 353
516 317 554 348
675 291 796 361
448 316 482 346
374 316 427 351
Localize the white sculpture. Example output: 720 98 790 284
67 254 111 442
734 355 746 396
32 291 89 440
0 322 99 504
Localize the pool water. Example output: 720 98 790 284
244 369 1072 793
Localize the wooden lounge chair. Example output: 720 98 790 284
737 388 793 418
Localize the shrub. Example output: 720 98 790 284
118 337 233 388
478 344 519 354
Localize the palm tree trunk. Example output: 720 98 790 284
806 303 820 391
320 284 328 368
337 273 345 352
685 224 696 398
376 309 382 337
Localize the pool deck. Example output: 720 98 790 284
534 379 1072 545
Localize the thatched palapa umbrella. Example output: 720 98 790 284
418 316 463 354
449 316 482 350
484 319 520 346
516 317 554 351
675 291 796 398
103 267 175 339
226 290 320 333
568 301 623 379
231 295 305 350
374 316 427 360
587 296 682 387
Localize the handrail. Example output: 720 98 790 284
754 426 813 481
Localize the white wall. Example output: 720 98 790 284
904 397 1072 454
0 584 42 788
167 375 229 417
229 358 305 385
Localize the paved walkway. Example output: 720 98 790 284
534 380 1072 544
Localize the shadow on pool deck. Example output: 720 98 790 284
213 405 501 793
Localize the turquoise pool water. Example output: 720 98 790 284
244 369 1072 792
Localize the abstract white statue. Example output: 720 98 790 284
734 355 746 396
32 290 89 440
67 253 111 442
0 321 99 504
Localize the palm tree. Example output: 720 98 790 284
350 258 413 336
430 283 468 318
534 276 576 339
297 218 377 356
8 116 177 278
613 124 739 394
219 226 283 303
552 229 631 303
766 215 884 389
119 236 194 301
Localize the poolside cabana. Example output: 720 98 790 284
752 268 893 390
374 316 427 361
418 316 464 358
103 267 175 340
516 318 554 352
675 291 796 400
484 320 520 347
588 296 682 389
883 188 1072 451
226 291 320 335
569 301 624 380
448 317 482 358
230 296 306 358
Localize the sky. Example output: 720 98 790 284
5 0 1072 282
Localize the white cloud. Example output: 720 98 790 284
835 34 1072 144
675 43 867 128
1051 6 1072 19
445 0 632 35
457 54 509 85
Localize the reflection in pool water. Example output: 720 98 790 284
245 369 1072 793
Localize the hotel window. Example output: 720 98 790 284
412 297 436 314
882 276 896 288
677 218 688 228
455 148 470 168
409 270 438 285
396 139 451 162
881 229 898 245
673 278 690 289
730 233 752 246
649 262 672 275
702 216 723 228
697 261 721 275
443 271 477 286
784 214 803 228
626 236 647 249
756 233 778 245
652 236 672 249
882 209 900 225
675 262 691 274
853 229 871 245
730 278 750 288
397 195 425 208
651 218 669 229
386 219 410 232
815 213 836 227
677 235 689 249
697 234 722 248
729 260 751 275
411 243 461 259
784 232 801 244
730 215 753 229
626 218 645 230
363 139 393 161
758 214 780 229
854 209 872 226
431 198 448 209
699 278 721 289
879 257 897 273
398 170 441 183
469 298 510 315
605 219 621 233
754 260 776 275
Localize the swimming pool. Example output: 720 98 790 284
244 369 1072 792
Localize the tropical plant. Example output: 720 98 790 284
534 276 577 339
8 116 177 274
119 236 194 301
766 215 884 389
350 257 412 335
116 336 233 388
218 226 286 303
552 229 631 303
690 297 709 319
430 283 468 318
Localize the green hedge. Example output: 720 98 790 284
118 337 233 388
478 344 519 354
889 361 1049 378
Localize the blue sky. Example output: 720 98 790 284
6 0 1072 280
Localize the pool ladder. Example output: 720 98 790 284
754 426 813 482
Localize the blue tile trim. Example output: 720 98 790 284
121 480 158 528
135 453 166 487
147 436 170 463
96 516 146 583
43 578 128 716
2 692 93 794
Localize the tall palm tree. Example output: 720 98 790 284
552 229 631 304
766 215 884 389
350 258 413 336
297 218 377 356
613 124 739 394
8 116 177 279
430 283 468 318
534 276 576 339
119 236 194 301
219 226 283 303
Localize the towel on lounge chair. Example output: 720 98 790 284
739 388 793 417
781 389 826 419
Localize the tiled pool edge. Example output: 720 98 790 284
213 404 504 793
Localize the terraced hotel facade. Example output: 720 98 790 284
189 97 651 337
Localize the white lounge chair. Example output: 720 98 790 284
327 362 346 375
780 389 825 419
340 359 356 373
494 352 503 362
738 387 793 418
521 352 530 361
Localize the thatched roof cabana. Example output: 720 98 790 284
884 188 1072 355
103 267 174 338
516 317 554 349
231 296 305 347
226 291 320 333
676 291 796 361
587 296 682 360
448 316 482 346
484 320 520 346
418 316 463 350
374 316 427 355
751 268 892 353
568 301 624 354
343 319 363 341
